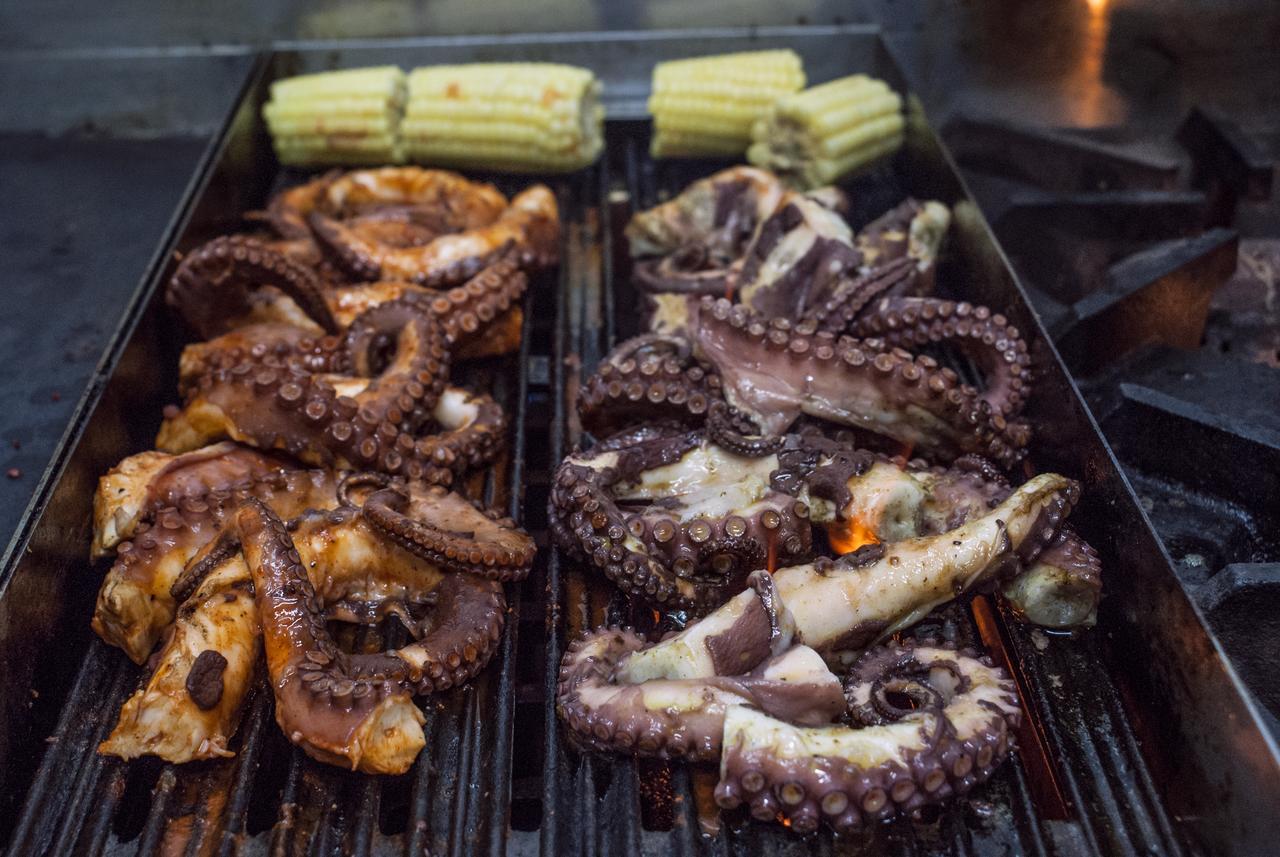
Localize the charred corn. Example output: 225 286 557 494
262 66 407 166
648 50 805 158
747 74 905 187
402 63 603 172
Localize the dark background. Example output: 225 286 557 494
1 0 1277 548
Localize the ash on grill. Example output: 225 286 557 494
945 110 1280 735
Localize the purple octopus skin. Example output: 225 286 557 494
555 473 1072 767
549 424 1073 615
688 297 1032 468
715 640 1020 834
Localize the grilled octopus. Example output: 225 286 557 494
552 167 1102 837
158 290 506 488
166 167 560 359
551 427 1099 624
100 472 534 773
612 167 1031 465
557 472 1073 831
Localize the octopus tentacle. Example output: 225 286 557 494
690 296 1031 468
235 498 427 774
850 296 1032 418
706 401 785 458
1001 525 1101 628
262 169 340 240
157 300 451 474
167 235 338 339
714 640 1020 834
360 483 536 581
409 386 507 483
332 255 529 357
577 334 718 438
312 184 559 286
807 257 918 335
550 431 812 609
92 445 339 663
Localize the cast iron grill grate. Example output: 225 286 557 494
5 125 1191 857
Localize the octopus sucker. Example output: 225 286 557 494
311 183 560 286
232 490 517 773
157 299 452 472
91 444 340 664
714 641 1020 834
167 234 339 339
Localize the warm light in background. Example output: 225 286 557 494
1085 0 1109 13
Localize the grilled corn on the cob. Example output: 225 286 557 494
262 66 407 166
401 63 603 172
747 74 905 187
648 50 805 158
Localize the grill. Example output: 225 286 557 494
944 109 1280 740
1 28 1278 857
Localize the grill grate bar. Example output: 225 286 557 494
214 690 272 857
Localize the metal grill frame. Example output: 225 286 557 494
1 27 1278 857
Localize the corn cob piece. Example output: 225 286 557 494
747 74 905 187
262 66 407 167
402 63 603 173
648 50 805 158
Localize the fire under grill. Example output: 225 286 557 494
1 32 1277 857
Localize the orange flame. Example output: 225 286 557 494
826 516 880 555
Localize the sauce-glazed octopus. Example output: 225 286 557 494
99 469 534 773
